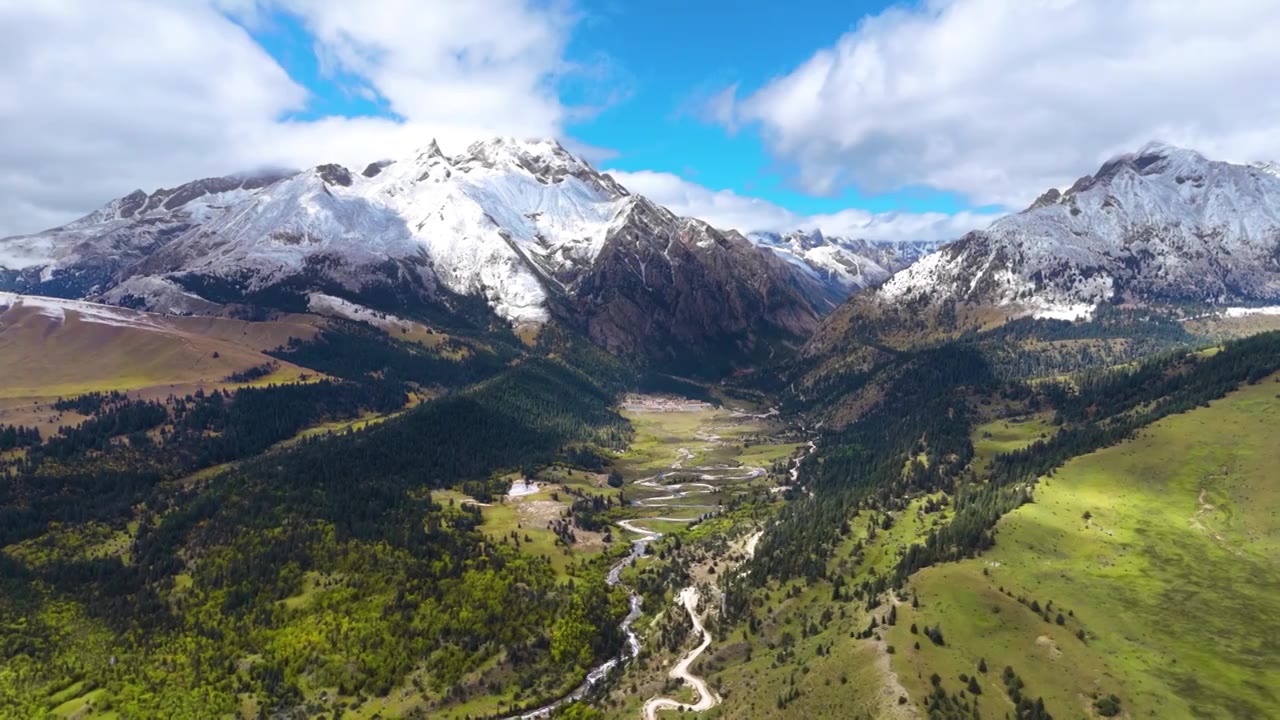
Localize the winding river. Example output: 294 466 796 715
506 414 815 719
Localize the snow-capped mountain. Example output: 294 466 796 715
0 138 821 372
877 142 1280 319
749 229 943 307
0 172 291 301
89 138 638 323
1250 161 1280 179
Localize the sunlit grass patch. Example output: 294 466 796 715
892 376 1280 718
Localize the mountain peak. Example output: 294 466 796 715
314 163 353 187
460 137 574 168
1028 141 1214 207
1089 141 1204 185
446 136 629 200
1250 160 1280 179
1133 139 1196 159
786 228 826 249
878 143 1280 319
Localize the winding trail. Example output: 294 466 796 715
743 529 764 559
770 437 818 495
634 424 816 719
1189 483 1244 557
641 528 766 719
641 588 719 720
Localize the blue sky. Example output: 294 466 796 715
7 1 1276 240
238 0 981 220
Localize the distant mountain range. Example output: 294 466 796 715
0 138 909 374
6 139 1280 376
748 229 943 308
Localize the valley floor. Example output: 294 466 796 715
346 395 800 720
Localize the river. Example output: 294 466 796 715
504 410 814 719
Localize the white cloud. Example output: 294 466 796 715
725 0 1280 207
263 0 572 132
0 0 580 236
609 169 999 242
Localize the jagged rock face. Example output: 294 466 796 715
90 138 635 322
0 137 824 372
570 198 819 374
879 142 1280 318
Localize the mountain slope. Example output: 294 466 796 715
749 229 942 308
0 291 319 401
571 197 820 374
800 143 1280 382
101 139 631 324
0 138 823 373
0 173 291 300
894 369 1280 719
880 142 1280 315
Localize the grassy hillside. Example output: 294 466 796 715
4 286 1279 720
0 298 320 399
970 414 1055 474
888 373 1280 719
716 332 1280 720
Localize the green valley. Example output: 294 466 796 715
4 104 1280 720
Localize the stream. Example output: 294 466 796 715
507 415 814 719
508 519 663 719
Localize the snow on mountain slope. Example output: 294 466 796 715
1250 161 1280 179
14 138 639 325
878 142 1280 315
305 292 416 331
0 291 325 398
0 291 171 331
0 137 821 374
0 173 290 298
346 138 634 321
750 230 891 292
749 229 943 298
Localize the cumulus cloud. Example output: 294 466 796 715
724 0 1280 207
0 0 580 235
609 169 999 242
259 0 572 132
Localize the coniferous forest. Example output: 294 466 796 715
0 321 636 718
742 331 1280 596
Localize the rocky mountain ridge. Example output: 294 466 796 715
876 142 1280 319
797 142 1280 394
0 138 861 372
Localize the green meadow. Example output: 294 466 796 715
971 413 1056 474
889 375 1280 719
